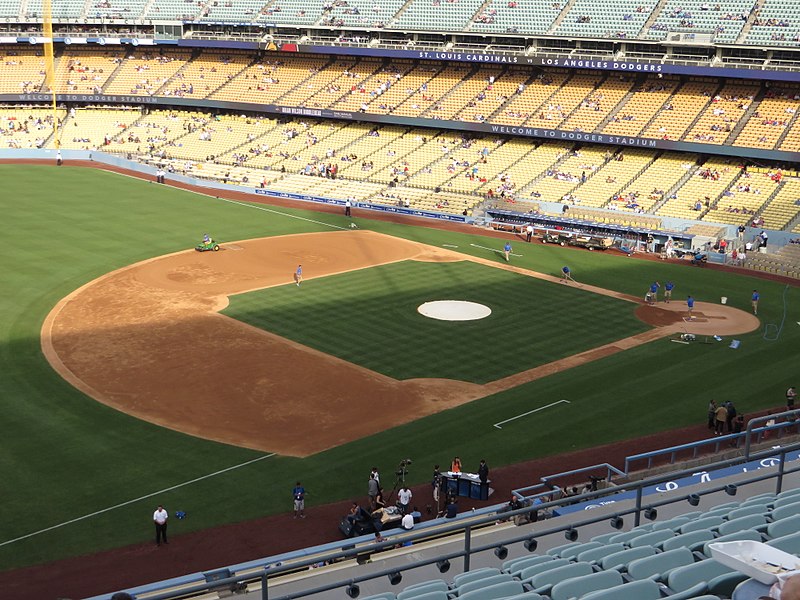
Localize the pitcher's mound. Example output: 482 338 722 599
418 300 492 321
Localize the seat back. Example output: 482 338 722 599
727 504 769 520
560 541 602 559
504 554 551 575
651 515 691 531
458 580 523 600
452 567 500 587
627 547 694 581
581 578 662 600
630 529 673 548
599 546 656 571
402 592 447 600
767 532 800 555
768 514 800 539
397 580 448 599
667 559 732 593
577 542 625 563
550 570 623 600
518 557 570 581
680 515 723 534
362 593 397 600
661 529 714 552
456 574 511 596
717 514 767 536
529 562 593 592
770 501 800 522
546 541 581 557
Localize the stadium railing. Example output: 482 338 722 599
92 435 800 600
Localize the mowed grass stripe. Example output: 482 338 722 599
223 260 650 383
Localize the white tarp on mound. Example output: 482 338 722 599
417 300 491 322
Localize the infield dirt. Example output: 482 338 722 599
42 230 760 456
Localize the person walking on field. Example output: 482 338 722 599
503 241 512 262
294 264 303 287
525 224 533 242
153 504 168 545
751 289 759 315
687 295 695 319
293 481 306 519
664 281 674 303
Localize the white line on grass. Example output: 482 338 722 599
0 453 276 548
216 197 348 230
469 242 522 257
493 400 570 429
443 244 459 248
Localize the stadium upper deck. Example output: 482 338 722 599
2 0 800 48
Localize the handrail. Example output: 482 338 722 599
95 442 800 600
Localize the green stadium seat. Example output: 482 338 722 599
770 501 800 522
716 514 768 536
680 515 724 534
452 568 499 587
767 532 800 554
660 529 715 552
504 555 553 576
630 528 674 548
627 547 694 581
518 558 570 582
560 541 602 559
666 559 732 596
458 580 524 600
576 542 626 563
397 580 449 599
767 514 800 539
455 574 512 596
528 562 593 595
599 545 656 571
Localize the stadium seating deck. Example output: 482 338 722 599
555 0 658 39
0 48 46 94
645 0 753 43
103 50 192 96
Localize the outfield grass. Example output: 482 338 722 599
224 260 649 383
0 164 797 574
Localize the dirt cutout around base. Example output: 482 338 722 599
42 231 760 456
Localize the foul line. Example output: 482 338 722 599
470 243 522 257
0 453 276 548
217 197 348 231
493 400 571 429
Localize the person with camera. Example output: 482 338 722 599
397 485 412 514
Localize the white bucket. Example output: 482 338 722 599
721 297 728 304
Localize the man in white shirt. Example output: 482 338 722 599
401 512 414 530
397 485 412 514
153 504 168 545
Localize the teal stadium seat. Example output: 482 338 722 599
599 545 656 571
546 541 582 557
581 578 662 600
768 532 800 554
455 574 512 596
400 592 447 600
660 529 715 552
767 514 800 539
528 562 593 595
666 559 732 596
396 580 448 600
504 555 554 576
627 547 694 581
560 541 602 559
452 568 499 587
576 542 626 563
717 514 768 536
550 569 624 600
630 528 675 548
518 557 570 582
770 501 800 522
458 580 524 600
680 515 724 534
362 593 396 600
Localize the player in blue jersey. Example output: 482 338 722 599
561 265 573 283
294 264 303 286
664 281 674 303
751 290 759 315
503 241 512 262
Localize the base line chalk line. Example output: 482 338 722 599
470 243 522 257
0 453 276 548
493 400 570 429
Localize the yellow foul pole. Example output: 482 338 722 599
42 0 59 148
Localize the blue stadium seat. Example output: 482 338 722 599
726 504 770 520
560 541 602 559
546 541 582 557
680 515 724 533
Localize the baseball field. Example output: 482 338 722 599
1 163 798 573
